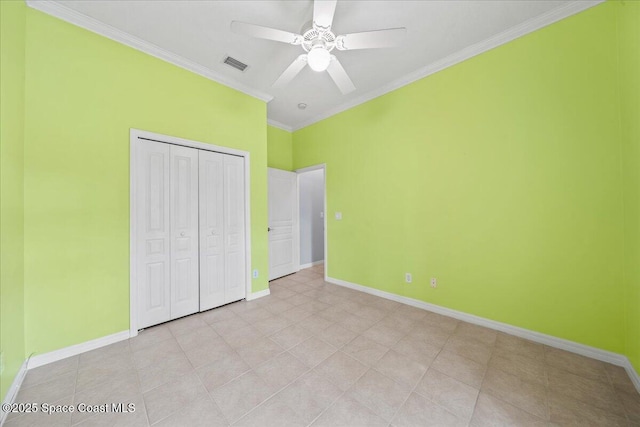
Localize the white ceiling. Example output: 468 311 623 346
36 0 599 130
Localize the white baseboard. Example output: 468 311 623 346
1 330 129 425
626 359 640 393
246 288 270 301
27 330 130 370
327 276 640 393
299 260 324 270
1 358 28 426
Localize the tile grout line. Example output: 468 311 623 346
299 307 407 427
283 332 344 425
485 343 567 423
70 351 82 426
543 346 551 425
302 360 368 427
125 340 152 427
206 312 304 425
543 345 632 423
228 362 314 426
390 323 472 426
224 286 340 425
194 370 232 427
603 360 632 424
141 337 199 426
389 344 437 425
467 328 495 426
303 388 346 427
132 326 198 424
318 295 461 423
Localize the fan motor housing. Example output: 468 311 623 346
301 27 336 52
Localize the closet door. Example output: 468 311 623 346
169 145 200 319
136 140 171 329
224 155 246 303
199 151 225 311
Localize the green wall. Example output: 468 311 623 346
267 125 293 170
0 0 27 401
618 1 640 373
21 8 269 356
293 3 627 354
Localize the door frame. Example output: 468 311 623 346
129 128 252 337
295 164 327 281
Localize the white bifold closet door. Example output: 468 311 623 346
199 151 245 310
222 155 246 303
137 141 200 329
169 145 200 319
136 140 172 329
136 139 246 329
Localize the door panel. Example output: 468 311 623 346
146 262 166 310
170 145 200 319
224 155 246 303
136 141 171 329
268 168 299 280
199 151 226 310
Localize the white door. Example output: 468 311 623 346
169 145 200 319
136 140 171 329
199 152 246 309
199 151 225 310
268 168 299 280
224 155 246 302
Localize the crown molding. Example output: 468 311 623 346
290 0 604 131
267 119 294 132
25 0 274 103
26 0 604 130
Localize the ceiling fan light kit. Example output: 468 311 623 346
307 46 331 72
231 0 406 95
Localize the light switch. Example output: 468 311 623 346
335 212 342 220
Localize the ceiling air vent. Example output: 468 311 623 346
223 56 248 72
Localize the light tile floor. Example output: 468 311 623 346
5 264 640 426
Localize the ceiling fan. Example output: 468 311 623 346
231 0 406 95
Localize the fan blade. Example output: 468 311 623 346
313 0 337 31
335 27 406 50
231 21 302 45
327 56 355 95
273 55 308 89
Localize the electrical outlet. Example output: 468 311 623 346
405 273 412 283
252 269 259 279
430 278 437 288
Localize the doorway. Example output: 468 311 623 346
296 164 327 279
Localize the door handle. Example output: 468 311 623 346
268 227 272 232
180 231 185 237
